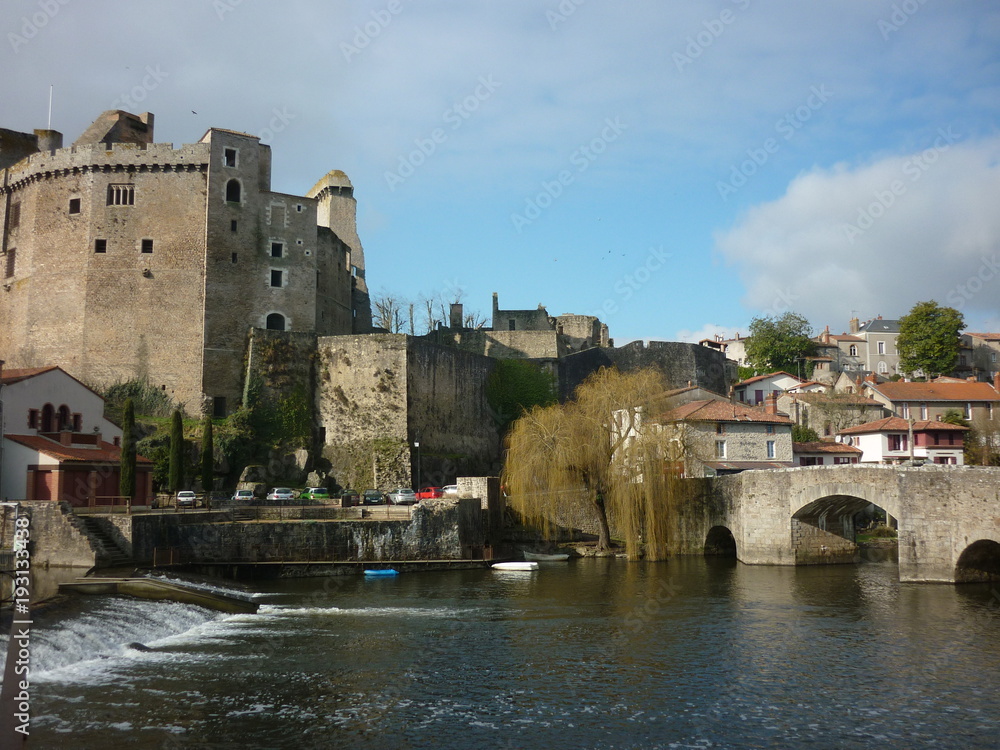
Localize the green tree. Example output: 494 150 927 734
896 301 964 377
504 367 684 560
791 424 820 443
119 398 137 499
200 415 214 493
744 312 816 376
168 409 184 492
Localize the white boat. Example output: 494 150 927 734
491 562 539 571
523 551 570 562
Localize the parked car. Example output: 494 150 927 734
416 486 443 500
176 490 198 508
387 488 417 505
362 489 386 505
231 489 255 503
340 488 360 506
266 487 296 502
301 487 330 500
442 485 459 498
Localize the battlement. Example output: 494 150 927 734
1 141 211 188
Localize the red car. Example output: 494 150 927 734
415 486 443 500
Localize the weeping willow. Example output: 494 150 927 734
503 367 689 561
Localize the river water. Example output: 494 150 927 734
9 556 1000 749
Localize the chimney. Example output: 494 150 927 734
765 393 779 415
449 303 463 329
59 429 73 446
849 317 860 334
994 372 1000 393
823 325 830 344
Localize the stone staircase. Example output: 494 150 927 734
58 502 133 567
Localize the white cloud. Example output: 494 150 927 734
715 135 1000 331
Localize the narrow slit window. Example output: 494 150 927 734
9 202 20 228
4 248 15 278
94 239 107 253
231 252 238 264
230 220 238 232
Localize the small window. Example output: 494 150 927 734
213 396 227 418
715 440 726 459
72 413 82 432
69 198 81 214
266 313 286 331
9 202 20 228
224 148 237 167
94 239 107 253
878 341 886 355
766 440 776 459
231 252 238 264
849 345 857 357
766 424 774 434
271 242 284 258
508 319 516 331
296 204 303 212
964 402 972 419
296 239 303 246
270 269 283 287
4 248 14 278
141 239 153 254
28 409 39 429
920 403 928 420
716 424 725 435
107 184 135 205
231 220 238 232
226 179 241 203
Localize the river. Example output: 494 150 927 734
8 556 1000 749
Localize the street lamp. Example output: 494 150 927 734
413 441 421 491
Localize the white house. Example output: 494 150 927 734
733 372 804 406
837 417 968 465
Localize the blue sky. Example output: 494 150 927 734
3 0 999 342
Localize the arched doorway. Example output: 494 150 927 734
955 540 1000 583
704 526 737 557
266 313 286 331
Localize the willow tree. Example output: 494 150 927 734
503 367 685 560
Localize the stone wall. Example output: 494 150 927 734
1 501 97 568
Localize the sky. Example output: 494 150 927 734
2 0 999 344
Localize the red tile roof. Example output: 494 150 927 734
0 366 60 384
964 332 1000 341
869 381 1000 402
838 417 969 435
793 441 863 454
830 334 864 342
4 434 152 464
660 399 793 425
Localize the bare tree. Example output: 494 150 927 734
371 291 406 333
503 367 683 560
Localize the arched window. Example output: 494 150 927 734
226 179 241 203
266 313 286 331
57 404 72 431
41 403 55 432
849 345 857 357
877 361 888 375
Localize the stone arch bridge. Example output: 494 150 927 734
674 465 1000 583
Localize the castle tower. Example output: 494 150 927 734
308 170 371 331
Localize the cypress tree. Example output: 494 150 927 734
119 398 137 499
169 409 184 492
201 415 214 494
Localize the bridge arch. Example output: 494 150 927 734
790 481 898 566
704 526 737 558
954 540 1000 583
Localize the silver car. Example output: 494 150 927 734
387 487 417 505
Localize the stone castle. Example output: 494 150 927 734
0 110 371 416
1 109 732 491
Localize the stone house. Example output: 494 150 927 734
958 332 1000 381
0 364 152 504
655 395 794 477
863 377 1000 425
778 390 888 438
0 109 370 416
837 417 968 465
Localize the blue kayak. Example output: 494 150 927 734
364 569 399 577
